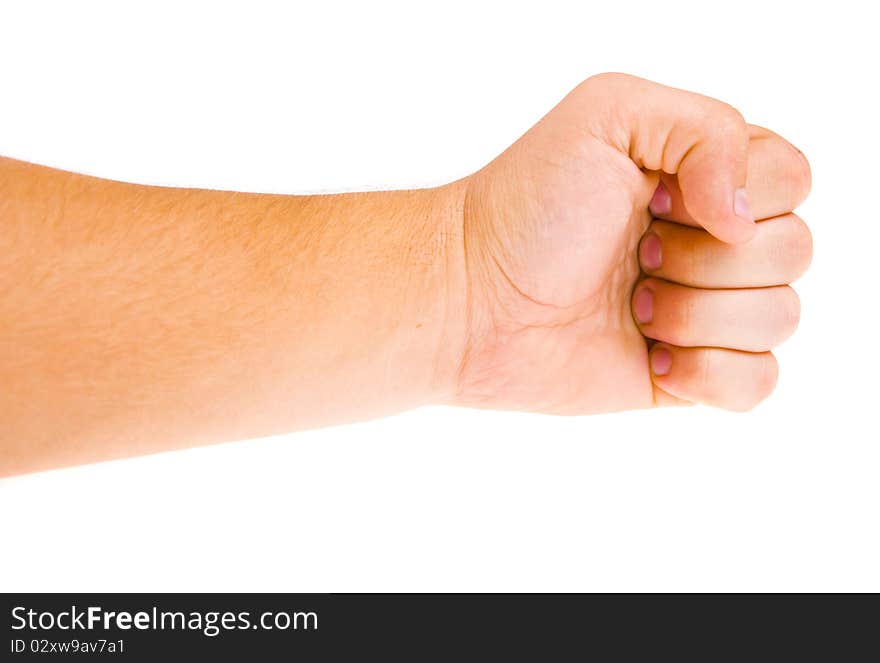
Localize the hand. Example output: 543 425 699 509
454 73 812 413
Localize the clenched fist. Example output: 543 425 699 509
454 73 811 413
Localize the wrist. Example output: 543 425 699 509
412 179 470 406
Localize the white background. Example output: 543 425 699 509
1 0 877 592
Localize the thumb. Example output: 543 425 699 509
576 73 756 244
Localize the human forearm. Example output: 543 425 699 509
0 74 813 476
0 157 466 475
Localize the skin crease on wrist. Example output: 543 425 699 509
0 73 812 476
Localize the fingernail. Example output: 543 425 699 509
651 346 672 376
734 187 753 222
633 286 653 324
639 232 662 270
649 181 671 215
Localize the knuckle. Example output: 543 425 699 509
583 72 632 90
732 354 778 412
713 103 747 135
758 353 780 399
789 145 813 204
773 286 801 342
783 214 814 278
730 399 758 412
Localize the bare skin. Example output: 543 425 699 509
0 74 812 476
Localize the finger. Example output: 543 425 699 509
577 72 753 243
632 279 800 352
639 214 813 288
650 125 812 226
649 344 779 411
